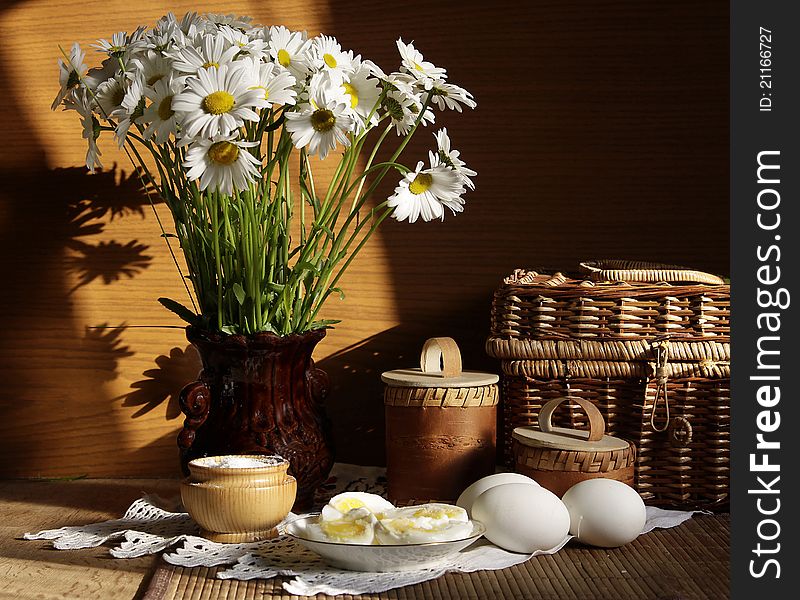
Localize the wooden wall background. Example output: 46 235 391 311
0 0 728 477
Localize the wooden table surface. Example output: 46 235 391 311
0 479 729 600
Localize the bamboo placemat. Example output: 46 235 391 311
141 514 728 600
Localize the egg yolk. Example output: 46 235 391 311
411 506 465 520
320 519 368 540
333 498 367 513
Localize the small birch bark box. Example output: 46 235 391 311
382 337 499 503
512 397 637 497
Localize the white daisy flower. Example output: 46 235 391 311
383 71 417 96
388 160 465 223
172 64 267 139
177 12 205 36
383 89 434 136
205 13 253 31
154 12 178 32
94 75 127 119
242 57 297 107
169 32 239 74
248 26 271 44
183 135 261 195
150 12 200 49
132 50 174 87
140 76 182 144
83 58 119 91
285 83 354 160
52 42 87 110
219 25 267 59
340 64 381 125
396 39 446 83
360 57 387 79
66 88 103 172
112 78 145 147
269 25 312 79
428 80 476 112
312 35 353 80
431 128 476 189
145 22 179 53
92 30 146 59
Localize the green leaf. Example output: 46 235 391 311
331 287 345 300
232 282 246 305
308 319 340 330
160 233 178 239
220 325 238 335
295 261 321 276
158 297 198 325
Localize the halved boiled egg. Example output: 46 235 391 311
391 503 469 526
305 507 377 545
375 503 473 544
320 491 395 522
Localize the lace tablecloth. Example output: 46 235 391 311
24 464 697 596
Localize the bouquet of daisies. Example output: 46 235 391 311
53 12 476 335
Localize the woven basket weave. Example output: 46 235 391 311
487 263 730 509
492 263 730 341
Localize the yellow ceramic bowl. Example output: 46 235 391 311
181 455 297 543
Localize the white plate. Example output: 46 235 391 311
284 514 486 572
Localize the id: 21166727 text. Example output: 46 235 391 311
760 27 772 112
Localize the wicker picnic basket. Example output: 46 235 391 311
486 261 730 509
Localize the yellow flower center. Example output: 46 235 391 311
202 61 220 68
277 49 291 67
409 173 433 195
158 95 175 121
207 141 239 165
310 108 336 132
202 90 235 115
323 53 337 68
342 82 358 108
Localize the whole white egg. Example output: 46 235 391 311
456 473 540 516
561 479 646 548
471 483 570 553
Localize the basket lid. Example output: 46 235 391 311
512 397 630 452
381 337 499 389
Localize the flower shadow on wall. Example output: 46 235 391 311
82 324 135 382
60 165 154 292
119 345 201 420
0 164 159 476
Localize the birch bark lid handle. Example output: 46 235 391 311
579 260 726 285
420 337 463 378
538 397 606 442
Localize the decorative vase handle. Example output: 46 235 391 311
178 380 211 450
306 360 330 405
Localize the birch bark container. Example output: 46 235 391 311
382 337 499 502
512 397 636 497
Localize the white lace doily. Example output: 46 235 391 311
24 464 698 596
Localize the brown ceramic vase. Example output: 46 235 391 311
177 327 334 510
